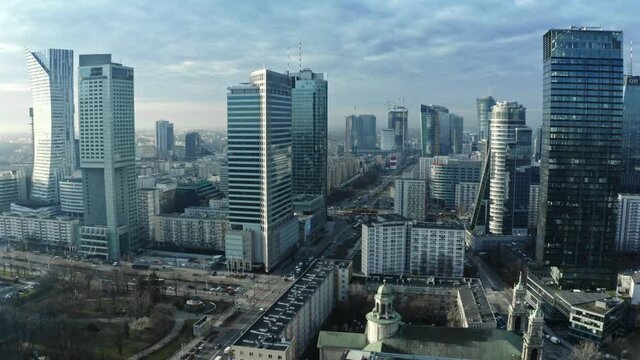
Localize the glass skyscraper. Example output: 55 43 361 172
225 69 298 272
388 106 408 152
290 69 328 198
155 119 174 159
345 114 376 153
621 75 640 193
185 132 202 161
487 102 531 236
476 96 496 142
420 104 463 156
537 27 623 288
25 48 75 203
78 54 138 260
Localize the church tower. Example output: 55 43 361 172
365 280 402 344
508 272 528 333
521 303 544 360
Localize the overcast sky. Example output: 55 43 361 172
0 0 637 134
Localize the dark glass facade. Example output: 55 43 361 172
537 28 623 287
185 132 202 160
345 115 376 152
621 76 640 193
290 70 328 198
388 106 408 152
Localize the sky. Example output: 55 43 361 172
0 0 637 134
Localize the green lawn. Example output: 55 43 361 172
143 320 196 360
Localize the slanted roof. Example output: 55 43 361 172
317 331 367 350
363 325 522 360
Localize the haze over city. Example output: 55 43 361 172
0 0 638 133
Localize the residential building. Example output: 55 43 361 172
621 75 640 192
616 194 640 253
379 128 395 151
185 132 202 161
225 69 298 272
616 271 640 306
420 104 463 156
231 260 352 360
388 106 408 152
290 69 328 200
361 214 465 277
393 179 426 221
0 213 79 251
487 102 531 236
537 27 624 288
327 155 361 191
78 54 137 260
528 166 540 229
430 157 481 209
345 115 376 153
455 182 479 214
155 120 174 159
58 175 83 218
154 212 227 250
25 48 75 203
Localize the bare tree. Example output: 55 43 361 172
570 341 600 360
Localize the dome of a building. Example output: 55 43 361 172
377 280 393 297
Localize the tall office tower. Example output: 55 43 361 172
420 104 463 156
621 75 640 193
25 48 75 203
533 126 542 162
345 115 376 153
394 179 426 221
225 69 298 272
388 106 408 152
78 54 137 260
155 120 174 159
379 129 395 151
290 69 328 198
487 102 531 236
185 132 202 161
537 28 623 288
615 194 640 253
476 96 496 142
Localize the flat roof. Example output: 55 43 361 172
234 259 343 351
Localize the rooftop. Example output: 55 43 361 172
234 259 344 351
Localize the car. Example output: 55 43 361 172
214 343 222 350
187 285 195 289
259 307 264 312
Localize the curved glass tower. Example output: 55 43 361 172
25 48 75 203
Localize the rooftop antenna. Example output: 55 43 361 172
298 41 302 72
630 40 634 76
353 105 358 115
287 47 290 75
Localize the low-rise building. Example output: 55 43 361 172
465 230 530 253
0 213 79 251
293 194 326 244
569 298 625 346
231 259 352 360
154 213 227 250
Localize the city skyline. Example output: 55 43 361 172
1 1 639 133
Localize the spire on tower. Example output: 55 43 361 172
298 41 302 72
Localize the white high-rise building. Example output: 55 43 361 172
394 179 426 221
361 214 465 277
25 48 75 203
78 54 137 260
487 102 531 236
455 182 479 214
225 69 298 272
59 175 83 218
616 194 640 253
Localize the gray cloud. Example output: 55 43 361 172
0 0 637 133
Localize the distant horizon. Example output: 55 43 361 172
1 2 638 133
